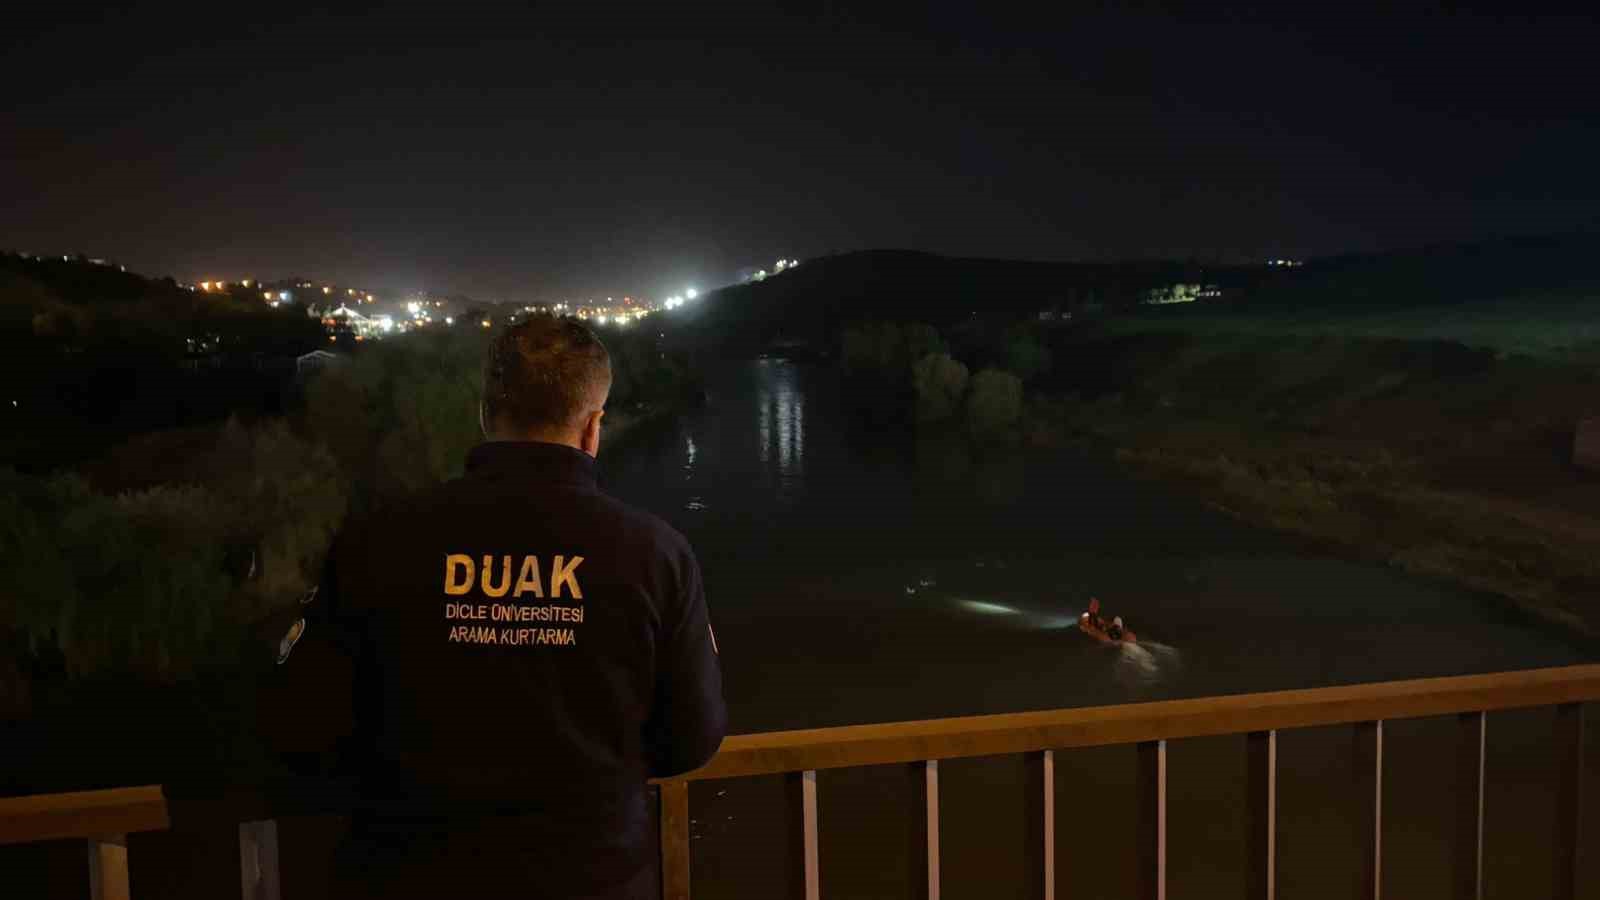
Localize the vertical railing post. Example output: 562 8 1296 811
786 770 820 900
1355 721 1384 900
659 781 691 900
1554 704 1585 900
87 834 130 900
1136 740 1167 900
908 760 940 899
1247 730 1277 900
1023 750 1054 900
801 770 820 900
925 761 940 900
1454 712 1486 900
239 819 281 900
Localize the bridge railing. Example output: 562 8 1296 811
3 664 1595 900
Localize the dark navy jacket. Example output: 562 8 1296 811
301 440 725 895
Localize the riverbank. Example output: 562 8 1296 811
1028 327 1600 636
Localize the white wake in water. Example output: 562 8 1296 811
1113 640 1182 685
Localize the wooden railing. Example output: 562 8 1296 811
3 664 1595 899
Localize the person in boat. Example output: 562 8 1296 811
1108 616 1125 641
1087 597 1107 632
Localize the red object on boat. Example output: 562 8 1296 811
1079 611 1137 645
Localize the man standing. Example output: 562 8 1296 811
297 316 725 898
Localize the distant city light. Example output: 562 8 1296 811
323 286 332 294
328 335 337 342
279 291 291 301
685 288 698 299
200 281 212 291
596 315 609 325
406 301 420 315
348 288 355 295
367 294 375 302
445 317 454 325
262 291 272 299
481 319 491 328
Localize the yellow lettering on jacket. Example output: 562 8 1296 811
514 555 544 598
443 554 474 595
481 555 512 598
550 555 584 599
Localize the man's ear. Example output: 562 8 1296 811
580 409 604 457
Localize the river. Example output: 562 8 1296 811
602 360 1594 899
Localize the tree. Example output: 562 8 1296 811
912 352 970 424
1002 323 1052 382
0 418 347 678
965 369 1024 440
902 323 946 363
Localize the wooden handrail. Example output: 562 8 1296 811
666 663 1600 781
1 664 1596 900
0 785 169 845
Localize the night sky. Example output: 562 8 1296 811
4 4 1597 303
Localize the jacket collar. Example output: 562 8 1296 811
464 441 597 488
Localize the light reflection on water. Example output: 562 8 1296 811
758 369 804 487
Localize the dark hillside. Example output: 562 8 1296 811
674 249 1264 352
1 254 324 470
1228 230 1600 311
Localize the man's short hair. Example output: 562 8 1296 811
483 316 612 434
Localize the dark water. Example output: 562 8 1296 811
602 361 1597 899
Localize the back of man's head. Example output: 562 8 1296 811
482 316 612 450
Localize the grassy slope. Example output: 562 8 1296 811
1033 295 1600 634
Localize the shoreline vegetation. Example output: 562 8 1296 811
1 322 701 710
1035 329 1600 639
836 310 1600 639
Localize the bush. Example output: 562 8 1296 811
302 319 696 505
1002 323 1053 382
1 471 233 676
302 329 484 504
205 419 347 621
966 369 1024 439
841 321 945 379
0 419 346 678
912 353 970 424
